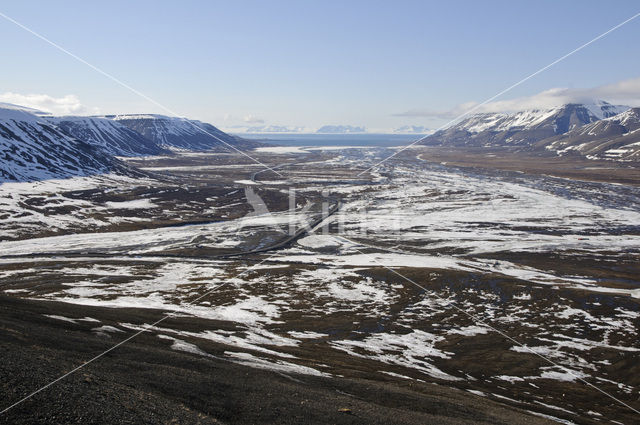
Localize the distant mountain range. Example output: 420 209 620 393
316 125 366 134
0 103 259 182
1 98 639 182
420 101 627 147
418 101 640 162
393 125 431 134
244 125 308 133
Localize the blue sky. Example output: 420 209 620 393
1 1 639 132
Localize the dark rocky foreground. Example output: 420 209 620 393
0 296 551 424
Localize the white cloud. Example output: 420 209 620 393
243 114 265 124
586 77 640 105
0 92 100 115
394 101 477 119
395 76 640 119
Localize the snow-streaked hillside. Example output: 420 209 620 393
541 107 640 161
0 104 129 182
420 102 629 147
47 116 169 156
111 114 258 151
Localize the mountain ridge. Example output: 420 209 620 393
0 104 259 182
0 105 134 182
47 116 170 157
539 107 640 161
110 114 259 151
419 101 629 148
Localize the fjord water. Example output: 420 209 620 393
239 133 422 147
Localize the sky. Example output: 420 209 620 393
0 0 639 133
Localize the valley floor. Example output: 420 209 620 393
1 146 639 424
412 146 640 186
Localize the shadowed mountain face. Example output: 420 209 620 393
420 102 628 148
538 107 640 161
48 116 169 157
111 114 259 151
0 105 131 182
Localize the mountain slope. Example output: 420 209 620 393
48 116 169 156
420 102 628 148
539 107 640 161
0 104 130 182
110 114 258 151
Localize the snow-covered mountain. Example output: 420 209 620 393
0 103 265 182
244 125 307 133
110 114 258 151
420 102 629 147
0 104 129 182
316 125 366 134
540 107 640 161
47 116 169 156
